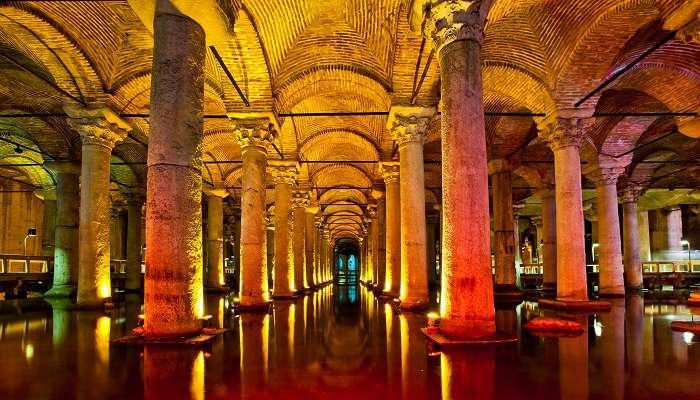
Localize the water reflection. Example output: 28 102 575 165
0 289 699 399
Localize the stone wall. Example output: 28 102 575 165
0 181 45 256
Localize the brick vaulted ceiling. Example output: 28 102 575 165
0 0 699 241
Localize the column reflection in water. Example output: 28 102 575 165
598 299 625 400
76 312 111 399
273 301 295 372
399 313 428 399
558 315 588 400
626 295 644 396
440 348 495 400
385 302 401 398
143 346 204 400
239 313 269 399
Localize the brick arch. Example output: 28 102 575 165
0 130 55 188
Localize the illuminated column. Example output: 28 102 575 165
423 0 496 337
292 191 309 293
270 163 298 298
205 189 228 290
304 207 318 289
143 11 205 336
426 213 439 288
588 160 627 296
489 160 517 294
233 116 275 308
44 163 80 297
66 106 129 308
374 191 386 289
536 188 557 290
312 216 323 287
368 202 379 285
39 189 57 257
381 163 400 297
621 187 643 291
538 111 594 303
665 207 683 252
322 229 331 283
125 192 144 291
638 211 651 261
388 106 435 309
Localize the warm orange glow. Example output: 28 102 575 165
190 351 204 400
95 316 110 365
98 283 111 299
288 303 295 358
218 298 224 329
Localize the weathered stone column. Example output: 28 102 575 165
304 208 318 289
39 189 57 257
538 112 596 304
66 106 129 308
270 163 298 298
588 160 627 296
205 189 228 290
292 191 309 293
374 191 386 289
324 230 332 282
536 188 557 290
312 216 322 288
143 11 205 336
665 207 684 252
381 162 400 297
388 106 435 309
368 203 379 285
426 213 439 288
44 163 80 297
125 192 144 291
110 207 125 261
233 117 275 309
489 160 518 295
422 0 496 337
638 210 651 261
621 187 643 291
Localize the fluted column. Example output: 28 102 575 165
489 160 518 294
538 111 594 303
622 187 643 291
234 117 276 309
423 0 496 337
536 189 557 290
205 189 228 290
125 192 144 291
292 191 309 293
381 162 400 297
388 106 435 309
44 163 80 297
66 106 129 308
270 164 298 299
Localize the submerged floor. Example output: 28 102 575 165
0 286 699 400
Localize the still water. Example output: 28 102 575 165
0 285 698 399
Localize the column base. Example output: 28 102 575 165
236 302 273 313
598 290 626 298
43 285 77 298
494 285 524 302
625 286 644 294
272 294 298 300
74 299 114 310
541 283 556 292
421 327 517 346
378 291 398 299
399 297 429 311
112 329 226 346
205 286 231 293
538 298 611 312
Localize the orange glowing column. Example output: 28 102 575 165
381 162 400 297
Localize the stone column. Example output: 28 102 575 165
372 188 386 289
489 161 518 295
665 207 683 252
65 106 129 308
233 117 275 309
426 214 439 288
621 187 643 291
292 192 309 293
270 164 298 299
324 230 332 282
381 162 400 297
44 163 80 297
588 161 627 296
143 11 205 337
205 189 228 290
388 106 435 309
110 207 125 260
368 203 379 285
125 192 144 291
638 211 651 261
40 189 57 257
538 112 594 304
312 216 322 288
423 0 496 337
536 189 557 290
304 208 318 289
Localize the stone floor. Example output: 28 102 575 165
0 286 699 399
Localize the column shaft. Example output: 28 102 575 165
206 194 225 289
596 181 625 296
493 171 516 290
292 206 306 292
125 197 144 290
42 199 57 257
623 198 642 290
384 176 400 297
541 191 557 289
638 211 651 261
376 197 386 289
272 181 293 298
304 213 316 288
144 12 205 335
46 171 80 297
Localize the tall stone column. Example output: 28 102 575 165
538 111 600 306
426 214 439 288
205 189 228 290
638 211 651 261
292 192 309 293
665 207 683 252
381 162 400 297
621 187 643 291
233 117 275 309
368 203 379 285
125 192 144 291
423 0 496 337
40 189 57 257
536 189 557 290
312 216 322 288
388 106 435 309
65 106 129 308
270 164 298 299
588 161 627 296
324 230 332 282
304 208 318 289
44 163 80 297
374 192 386 290
144 11 205 336
489 160 518 295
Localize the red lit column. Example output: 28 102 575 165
270 163 298 298
489 160 518 294
423 0 495 337
621 187 643 291
66 106 129 308
381 162 400 297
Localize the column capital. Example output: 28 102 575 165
366 202 378 219
487 159 517 175
268 162 298 185
292 191 311 209
420 0 490 51
513 202 525 217
203 187 229 198
45 161 81 175
387 105 436 147
585 154 631 186
531 215 543 228
536 109 595 151
123 188 146 205
620 185 644 203
229 114 277 151
380 162 400 184
64 105 130 149
314 215 324 228
533 186 555 200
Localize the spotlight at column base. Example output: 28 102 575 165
538 298 611 312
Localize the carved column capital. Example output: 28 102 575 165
387 106 436 147
536 110 595 151
65 105 130 149
203 187 229 198
268 163 298 185
231 117 277 151
292 191 311 209
620 185 644 203
380 162 400 184
423 0 486 51
587 167 626 186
